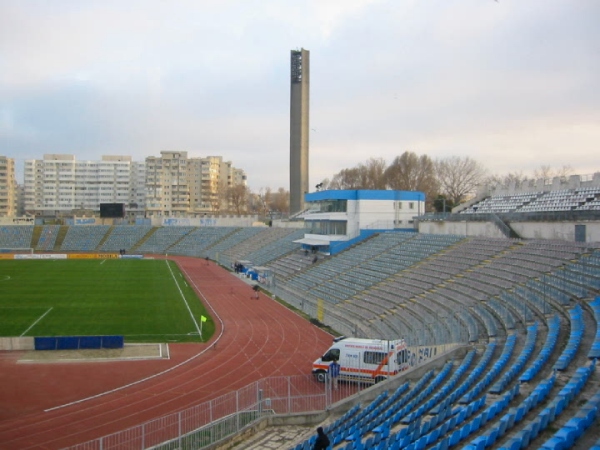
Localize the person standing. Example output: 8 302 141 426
313 426 330 450
328 359 341 390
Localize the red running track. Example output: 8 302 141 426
0 256 333 449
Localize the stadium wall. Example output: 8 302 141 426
0 337 34 350
510 221 600 242
0 217 35 225
419 219 600 242
154 216 258 227
418 220 506 239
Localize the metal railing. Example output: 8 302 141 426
64 345 459 450
65 375 327 450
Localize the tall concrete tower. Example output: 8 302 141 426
289 48 310 215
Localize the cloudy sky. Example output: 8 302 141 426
1 0 599 192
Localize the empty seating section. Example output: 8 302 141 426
282 233 465 306
245 229 306 266
544 389 600 449
499 364 597 450
462 192 542 214
485 298 516 330
135 226 196 253
134 227 195 254
519 315 560 383
219 228 303 267
462 186 600 214
60 225 110 251
269 250 320 279
205 227 265 261
167 227 238 257
522 187 600 212
100 225 152 251
284 231 596 448
589 297 600 359
35 225 60 250
490 325 537 394
564 251 600 290
282 232 415 302
553 305 584 371
0 225 34 248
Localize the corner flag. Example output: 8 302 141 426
201 315 207 322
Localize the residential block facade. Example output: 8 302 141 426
0 156 17 217
17 151 246 218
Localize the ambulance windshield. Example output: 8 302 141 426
322 348 340 362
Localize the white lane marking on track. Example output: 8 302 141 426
45 258 225 413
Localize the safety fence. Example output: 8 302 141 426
65 375 330 450
65 343 460 450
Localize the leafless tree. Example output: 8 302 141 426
384 152 439 206
329 167 362 189
359 158 388 189
328 158 388 190
245 190 265 215
226 184 248 215
486 171 529 190
533 164 573 181
262 187 289 215
436 156 488 205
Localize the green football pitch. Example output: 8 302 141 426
0 259 214 343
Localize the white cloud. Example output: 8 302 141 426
1 0 599 192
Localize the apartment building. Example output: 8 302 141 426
19 151 246 218
0 156 17 217
24 154 146 216
146 152 247 217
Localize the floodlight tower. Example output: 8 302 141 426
289 48 310 216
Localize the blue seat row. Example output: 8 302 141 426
467 371 557 450
479 374 556 449
427 351 477 416
355 354 476 450
460 336 516 404
540 371 599 450
553 305 584 371
519 315 560 382
397 362 454 426
491 325 537 394
450 343 496 405
327 370 440 448
492 365 593 449
432 385 519 450
588 296 600 359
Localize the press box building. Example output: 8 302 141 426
296 189 426 254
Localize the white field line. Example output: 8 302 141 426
1 275 11 281
21 307 53 337
165 260 202 337
100 259 106 265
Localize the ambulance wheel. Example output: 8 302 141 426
374 376 386 384
315 371 327 383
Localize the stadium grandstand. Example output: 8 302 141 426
1 179 600 449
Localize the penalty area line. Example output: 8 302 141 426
21 307 53 337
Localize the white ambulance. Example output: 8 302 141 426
312 336 409 384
